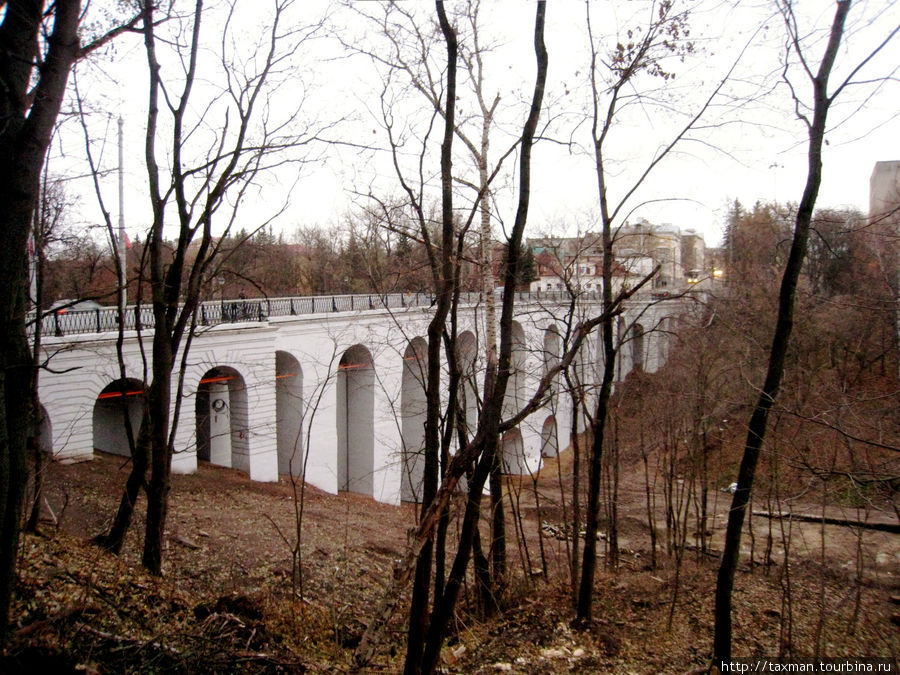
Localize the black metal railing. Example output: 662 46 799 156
28 289 602 338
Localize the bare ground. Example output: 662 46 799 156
3 449 899 673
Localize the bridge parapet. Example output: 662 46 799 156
29 289 612 338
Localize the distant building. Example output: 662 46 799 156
680 229 706 281
869 160 900 378
870 161 900 218
527 219 708 294
530 234 607 294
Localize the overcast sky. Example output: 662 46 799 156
62 0 900 249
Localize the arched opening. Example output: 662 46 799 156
501 427 526 475
93 378 146 457
503 321 527 419
457 330 478 439
337 344 375 496
401 337 428 502
660 316 672 364
631 323 645 372
540 415 559 458
543 324 561 376
276 351 304 475
574 323 592 388
195 366 249 472
543 324 561 409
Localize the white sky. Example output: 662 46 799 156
59 0 900 249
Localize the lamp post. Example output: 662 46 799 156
117 116 127 309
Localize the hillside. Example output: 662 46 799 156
3 450 897 673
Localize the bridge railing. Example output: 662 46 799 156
28 289 605 338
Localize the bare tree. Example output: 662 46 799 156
714 0 899 663
576 0 737 624
346 5 556 645
92 0 327 574
0 0 139 644
348 3 551 671
25 169 72 533
341 1 537 664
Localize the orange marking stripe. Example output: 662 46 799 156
97 390 144 399
199 375 235 384
338 362 369 370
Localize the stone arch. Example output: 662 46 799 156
195 366 249 472
401 337 428 502
540 415 559 458
543 324 561 410
92 378 146 457
457 330 478 438
337 344 375 496
276 351 304 475
501 427 526 475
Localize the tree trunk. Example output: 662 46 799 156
0 0 82 645
94 419 150 553
0 284 32 649
479 77 505 610
417 5 547 672
435 290 465 603
26 193 48 535
575 349 615 622
141 327 176 574
24 436 43 534
713 1 850 662
403 3 458 671
576 108 619 620
488 447 506 606
421 435 497 672
566 371 581 596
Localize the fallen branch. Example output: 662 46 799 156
751 510 900 534
15 605 91 637
75 622 182 655
43 496 59 527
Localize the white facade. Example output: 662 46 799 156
37 295 682 505
529 220 705 294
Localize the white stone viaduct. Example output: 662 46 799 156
34 292 683 505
